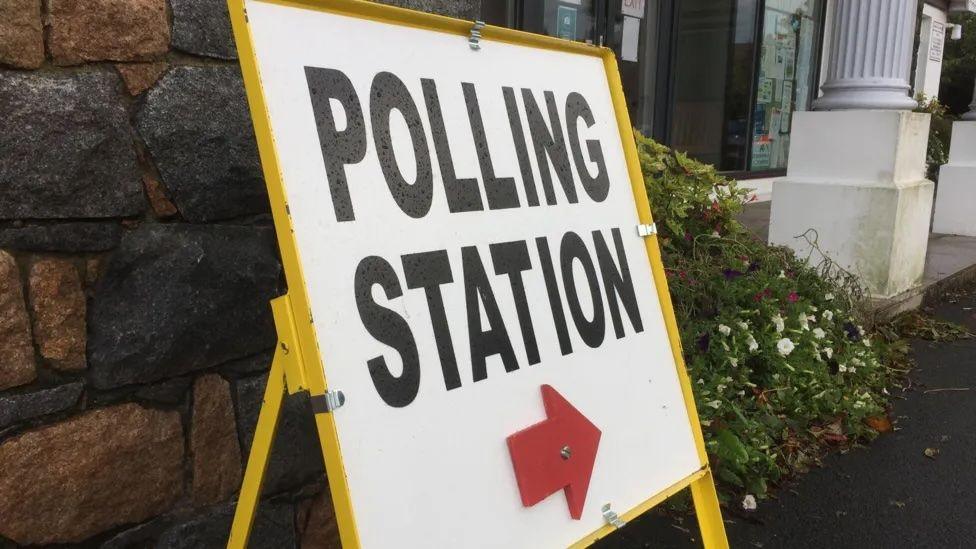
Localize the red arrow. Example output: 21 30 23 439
506 384 602 519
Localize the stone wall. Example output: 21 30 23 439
0 0 479 547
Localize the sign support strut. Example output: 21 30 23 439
228 294 306 549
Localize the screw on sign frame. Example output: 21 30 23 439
225 0 729 547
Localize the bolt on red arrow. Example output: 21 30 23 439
506 384 602 519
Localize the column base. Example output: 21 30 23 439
769 179 933 298
813 83 917 111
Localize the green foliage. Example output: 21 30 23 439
939 13 976 116
915 94 953 181
637 135 900 502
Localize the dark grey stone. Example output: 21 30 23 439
380 0 481 18
133 376 194 405
0 383 84 429
236 373 325 496
154 502 295 549
219 349 273 377
0 221 122 252
88 224 281 389
0 71 144 219
136 66 266 222
170 0 237 60
100 514 167 549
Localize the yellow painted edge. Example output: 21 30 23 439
597 51 728 546
247 0 606 56
227 0 361 546
228 349 287 548
228 1 725 547
569 468 707 548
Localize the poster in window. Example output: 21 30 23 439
784 48 795 80
753 104 766 136
781 81 793 112
780 81 793 134
751 136 772 170
556 5 577 41
757 77 773 104
621 0 646 18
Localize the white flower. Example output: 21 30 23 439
746 334 759 352
824 347 833 359
737 390 746 396
729 357 739 368
850 366 857 373
825 293 834 301
813 327 826 340
857 325 865 337
742 494 757 511
711 230 720 237
863 338 872 347
822 310 834 321
798 313 810 331
718 324 731 336
777 338 795 356
717 384 727 392
771 314 785 333
778 270 786 279
706 400 722 409
737 321 749 331
697 378 705 385
838 363 848 373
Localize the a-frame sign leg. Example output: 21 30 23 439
227 349 286 548
690 469 728 549
229 295 306 549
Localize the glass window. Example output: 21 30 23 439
669 0 759 171
668 0 822 174
749 0 822 171
518 0 601 44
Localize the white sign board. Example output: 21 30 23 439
930 20 946 63
622 0 647 18
244 1 700 547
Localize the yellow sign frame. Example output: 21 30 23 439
226 1 728 547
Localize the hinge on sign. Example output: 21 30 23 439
311 390 345 414
601 503 626 529
636 223 657 237
469 20 486 50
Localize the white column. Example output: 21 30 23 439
814 0 918 110
769 0 933 299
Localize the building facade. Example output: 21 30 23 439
482 0 969 197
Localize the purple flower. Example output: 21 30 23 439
697 332 711 351
723 268 744 280
843 322 861 341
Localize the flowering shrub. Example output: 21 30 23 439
637 135 894 500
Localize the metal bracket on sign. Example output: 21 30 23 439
311 390 345 414
601 503 626 529
469 20 485 50
636 223 657 237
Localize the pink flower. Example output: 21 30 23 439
788 292 799 303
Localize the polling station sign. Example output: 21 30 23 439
229 1 725 547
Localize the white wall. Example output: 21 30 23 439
915 3 949 99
